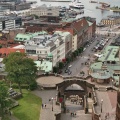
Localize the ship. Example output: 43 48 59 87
69 0 84 9
89 0 98 3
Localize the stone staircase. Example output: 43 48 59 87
98 87 107 91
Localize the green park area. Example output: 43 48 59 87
0 52 42 120
12 89 42 120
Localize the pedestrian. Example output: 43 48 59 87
42 104 44 108
105 114 107 120
45 103 46 108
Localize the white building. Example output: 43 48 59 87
0 16 22 31
30 4 59 17
25 34 65 66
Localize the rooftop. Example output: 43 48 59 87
34 60 52 73
98 46 119 62
25 33 64 49
14 31 47 41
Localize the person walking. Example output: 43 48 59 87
44 103 46 108
42 104 44 108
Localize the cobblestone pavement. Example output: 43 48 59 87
32 90 61 120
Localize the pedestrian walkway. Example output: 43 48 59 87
61 112 92 120
95 91 116 120
40 101 61 120
32 90 61 120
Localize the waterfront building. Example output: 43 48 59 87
30 4 59 17
0 2 31 11
0 16 22 31
101 15 120 26
89 46 120 85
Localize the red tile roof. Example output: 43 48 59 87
0 48 25 55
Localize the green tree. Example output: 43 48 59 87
59 62 64 69
0 44 2 48
0 83 10 118
3 52 37 94
53 66 58 73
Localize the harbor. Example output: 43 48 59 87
29 0 120 23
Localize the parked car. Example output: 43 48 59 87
65 69 69 73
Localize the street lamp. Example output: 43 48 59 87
112 80 114 88
51 97 53 111
101 99 103 113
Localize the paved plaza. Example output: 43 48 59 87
32 90 61 120
36 76 63 87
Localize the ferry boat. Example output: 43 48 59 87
89 0 98 3
69 0 84 9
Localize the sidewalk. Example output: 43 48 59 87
40 101 61 120
32 90 61 120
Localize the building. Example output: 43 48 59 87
54 31 72 57
24 17 96 52
89 46 120 85
60 17 90 51
101 15 120 26
0 2 30 11
34 53 53 73
0 16 22 31
14 31 47 42
30 4 59 17
85 16 96 40
25 33 67 66
0 47 25 57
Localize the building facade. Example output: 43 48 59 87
0 16 22 31
25 33 67 66
30 5 59 17
101 16 120 26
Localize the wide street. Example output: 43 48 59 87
62 25 120 77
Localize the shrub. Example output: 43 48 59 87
12 83 28 89
29 81 37 90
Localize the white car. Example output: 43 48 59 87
68 65 72 68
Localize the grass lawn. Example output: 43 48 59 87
12 89 42 120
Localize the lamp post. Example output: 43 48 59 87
112 79 113 88
101 99 103 113
51 97 53 111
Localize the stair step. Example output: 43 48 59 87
98 87 107 91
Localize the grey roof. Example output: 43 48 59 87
25 34 63 49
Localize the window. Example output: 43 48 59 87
48 13 52 15
45 51 47 53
